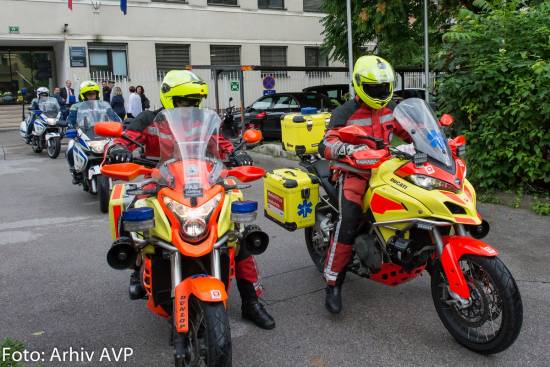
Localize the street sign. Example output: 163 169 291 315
230 81 239 92
263 89 276 96
263 75 276 90
69 47 87 68
8 26 19 34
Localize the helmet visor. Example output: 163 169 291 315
362 83 391 101
173 96 203 108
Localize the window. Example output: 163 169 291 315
273 95 298 109
260 46 287 78
210 45 241 65
305 46 329 77
208 0 238 5
258 0 284 10
88 43 128 77
155 44 190 77
303 0 322 12
251 97 273 110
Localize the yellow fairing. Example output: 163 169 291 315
365 158 481 241
134 198 172 242
218 189 244 237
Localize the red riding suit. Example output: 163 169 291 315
318 98 411 285
114 109 263 299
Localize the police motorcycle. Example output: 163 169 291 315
19 97 67 159
66 100 123 212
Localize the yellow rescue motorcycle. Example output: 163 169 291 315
265 98 522 354
95 108 268 367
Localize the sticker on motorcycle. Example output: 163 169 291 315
210 290 222 300
267 191 284 217
297 200 313 218
425 164 435 174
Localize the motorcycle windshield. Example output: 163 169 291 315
38 97 60 118
393 98 453 167
152 108 223 198
76 100 122 138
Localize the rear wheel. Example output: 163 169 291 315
47 137 61 159
98 175 110 213
174 297 231 367
431 255 523 354
305 221 330 273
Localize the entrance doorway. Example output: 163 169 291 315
0 47 55 104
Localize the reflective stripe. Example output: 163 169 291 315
324 175 343 281
147 126 173 141
350 118 372 126
380 114 394 123
147 126 159 135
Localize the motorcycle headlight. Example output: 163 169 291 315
46 118 57 126
88 140 108 154
405 174 458 193
163 193 223 241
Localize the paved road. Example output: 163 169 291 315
1 129 549 367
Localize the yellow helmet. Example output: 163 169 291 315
79 80 100 101
352 55 395 110
160 70 208 109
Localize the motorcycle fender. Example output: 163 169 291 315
88 165 101 180
174 276 228 333
45 132 60 140
440 235 499 299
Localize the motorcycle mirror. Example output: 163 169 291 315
439 114 454 127
94 121 123 138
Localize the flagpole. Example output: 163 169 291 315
346 0 354 97
423 0 429 103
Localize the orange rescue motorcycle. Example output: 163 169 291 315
94 108 268 367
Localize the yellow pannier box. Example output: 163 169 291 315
263 168 320 231
281 108 330 155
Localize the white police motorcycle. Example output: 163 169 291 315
19 97 67 159
66 100 122 213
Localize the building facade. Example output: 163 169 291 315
1 0 343 107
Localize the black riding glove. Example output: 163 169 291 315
229 151 253 166
108 145 132 163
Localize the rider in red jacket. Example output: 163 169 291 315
318 56 411 314
108 70 275 330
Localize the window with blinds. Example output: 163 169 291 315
305 47 329 77
208 0 238 5
260 46 287 77
303 0 322 12
258 0 284 10
155 44 190 76
210 45 241 65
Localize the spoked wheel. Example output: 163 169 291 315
431 255 523 354
47 137 61 159
305 225 329 273
31 137 43 153
97 175 110 213
174 296 231 367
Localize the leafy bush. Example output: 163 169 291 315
436 1 550 192
0 339 25 367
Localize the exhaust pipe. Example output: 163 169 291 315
107 238 137 270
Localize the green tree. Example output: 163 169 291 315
436 1 550 192
321 0 474 66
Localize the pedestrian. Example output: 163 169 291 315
136 85 150 111
126 86 142 118
60 80 75 119
110 86 126 120
102 80 112 103
52 87 65 106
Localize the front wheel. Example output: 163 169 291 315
47 137 61 159
174 297 231 367
97 175 110 213
431 255 523 354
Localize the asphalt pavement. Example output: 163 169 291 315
1 129 549 367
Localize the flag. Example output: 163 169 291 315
120 0 127 15
68 0 72 10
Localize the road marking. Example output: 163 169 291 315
0 230 40 245
0 216 92 231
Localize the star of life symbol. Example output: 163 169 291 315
297 200 313 218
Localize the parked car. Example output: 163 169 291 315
235 92 337 140
302 84 350 106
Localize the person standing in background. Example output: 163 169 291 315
110 86 126 120
52 87 65 106
102 81 112 103
59 80 75 118
136 85 150 111
126 86 142 118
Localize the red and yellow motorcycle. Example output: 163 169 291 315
95 108 268 367
298 98 522 354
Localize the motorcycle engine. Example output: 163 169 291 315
386 230 433 271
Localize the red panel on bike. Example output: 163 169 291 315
370 263 426 286
370 193 405 214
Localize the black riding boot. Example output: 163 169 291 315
325 271 346 314
238 279 275 330
129 268 146 300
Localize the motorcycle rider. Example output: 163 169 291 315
66 80 103 184
318 55 412 314
25 87 50 141
107 70 275 330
